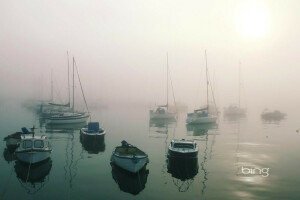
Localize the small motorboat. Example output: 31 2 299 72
111 141 149 173
15 127 52 164
168 139 198 159
80 122 106 139
3 127 32 151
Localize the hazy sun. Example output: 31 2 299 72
237 6 269 38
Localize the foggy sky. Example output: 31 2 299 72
0 0 299 113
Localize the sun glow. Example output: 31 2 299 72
236 5 270 38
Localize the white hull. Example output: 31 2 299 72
149 111 177 120
186 114 217 124
16 151 51 164
111 155 148 173
46 115 89 124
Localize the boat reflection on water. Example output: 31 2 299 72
111 163 149 195
149 118 176 129
3 148 17 163
80 134 105 154
14 158 52 194
149 118 176 139
167 157 199 192
186 123 218 136
223 114 245 123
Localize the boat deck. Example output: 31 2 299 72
115 147 146 156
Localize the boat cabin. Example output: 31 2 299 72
170 140 197 150
20 135 49 150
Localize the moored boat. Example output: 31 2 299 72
111 141 149 173
150 106 177 120
224 105 246 117
15 129 52 164
186 108 217 124
45 56 90 125
80 122 106 139
46 112 89 124
186 51 218 125
149 54 177 120
3 127 32 151
168 139 198 159
261 109 286 121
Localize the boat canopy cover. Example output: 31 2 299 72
88 122 99 132
48 102 70 107
21 127 30 134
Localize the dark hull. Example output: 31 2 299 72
168 149 198 159
14 158 52 183
80 134 105 154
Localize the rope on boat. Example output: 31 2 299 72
168 63 178 114
25 155 33 183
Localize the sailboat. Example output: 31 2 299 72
150 54 177 120
46 57 90 124
224 62 246 117
40 53 73 118
186 51 217 124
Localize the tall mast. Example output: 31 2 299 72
51 69 53 102
205 50 209 108
166 53 169 109
67 51 70 106
72 57 75 112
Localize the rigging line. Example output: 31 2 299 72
25 156 33 183
195 59 204 110
207 69 218 116
168 64 177 113
74 59 90 115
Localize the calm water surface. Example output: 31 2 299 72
0 101 299 200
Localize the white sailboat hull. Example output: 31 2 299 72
186 114 217 124
111 155 148 173
16 151 51 164
46 114 89 124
